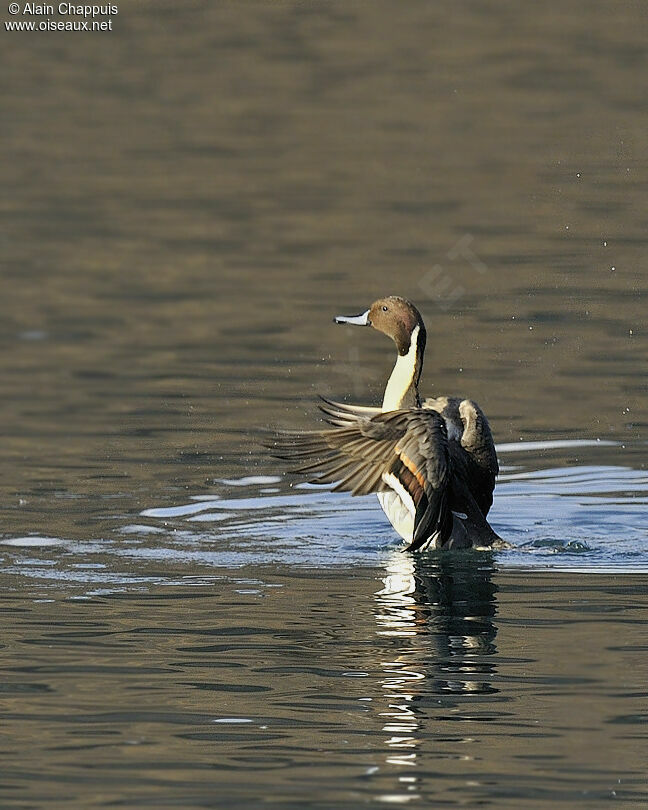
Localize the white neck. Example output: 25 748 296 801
382 324 422 411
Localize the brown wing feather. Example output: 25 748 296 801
266 400 453 548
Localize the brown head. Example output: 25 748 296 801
334 296 426 356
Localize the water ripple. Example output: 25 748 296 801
1 441 646 590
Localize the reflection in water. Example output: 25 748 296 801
375 551 422 793
413 554 499 695
372 551 498 802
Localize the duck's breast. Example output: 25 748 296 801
377 476 415 544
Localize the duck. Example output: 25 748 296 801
270 296 502 550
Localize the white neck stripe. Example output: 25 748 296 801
382 324 421 411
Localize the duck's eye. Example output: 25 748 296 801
382 305 388 312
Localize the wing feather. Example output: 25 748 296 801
267 399 453 548
423 395 498 516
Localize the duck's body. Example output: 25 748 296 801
272 296 501 550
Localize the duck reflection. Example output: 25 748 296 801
371 549 498 797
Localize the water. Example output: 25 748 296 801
1 446 647 807
5 441 646 579
2 0 647 806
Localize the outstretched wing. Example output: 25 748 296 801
267 398 453 550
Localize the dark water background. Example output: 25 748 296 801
2 1 647 807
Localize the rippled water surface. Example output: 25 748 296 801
2 0 647 807
1 444 647 808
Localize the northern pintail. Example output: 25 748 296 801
271 296 501 550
